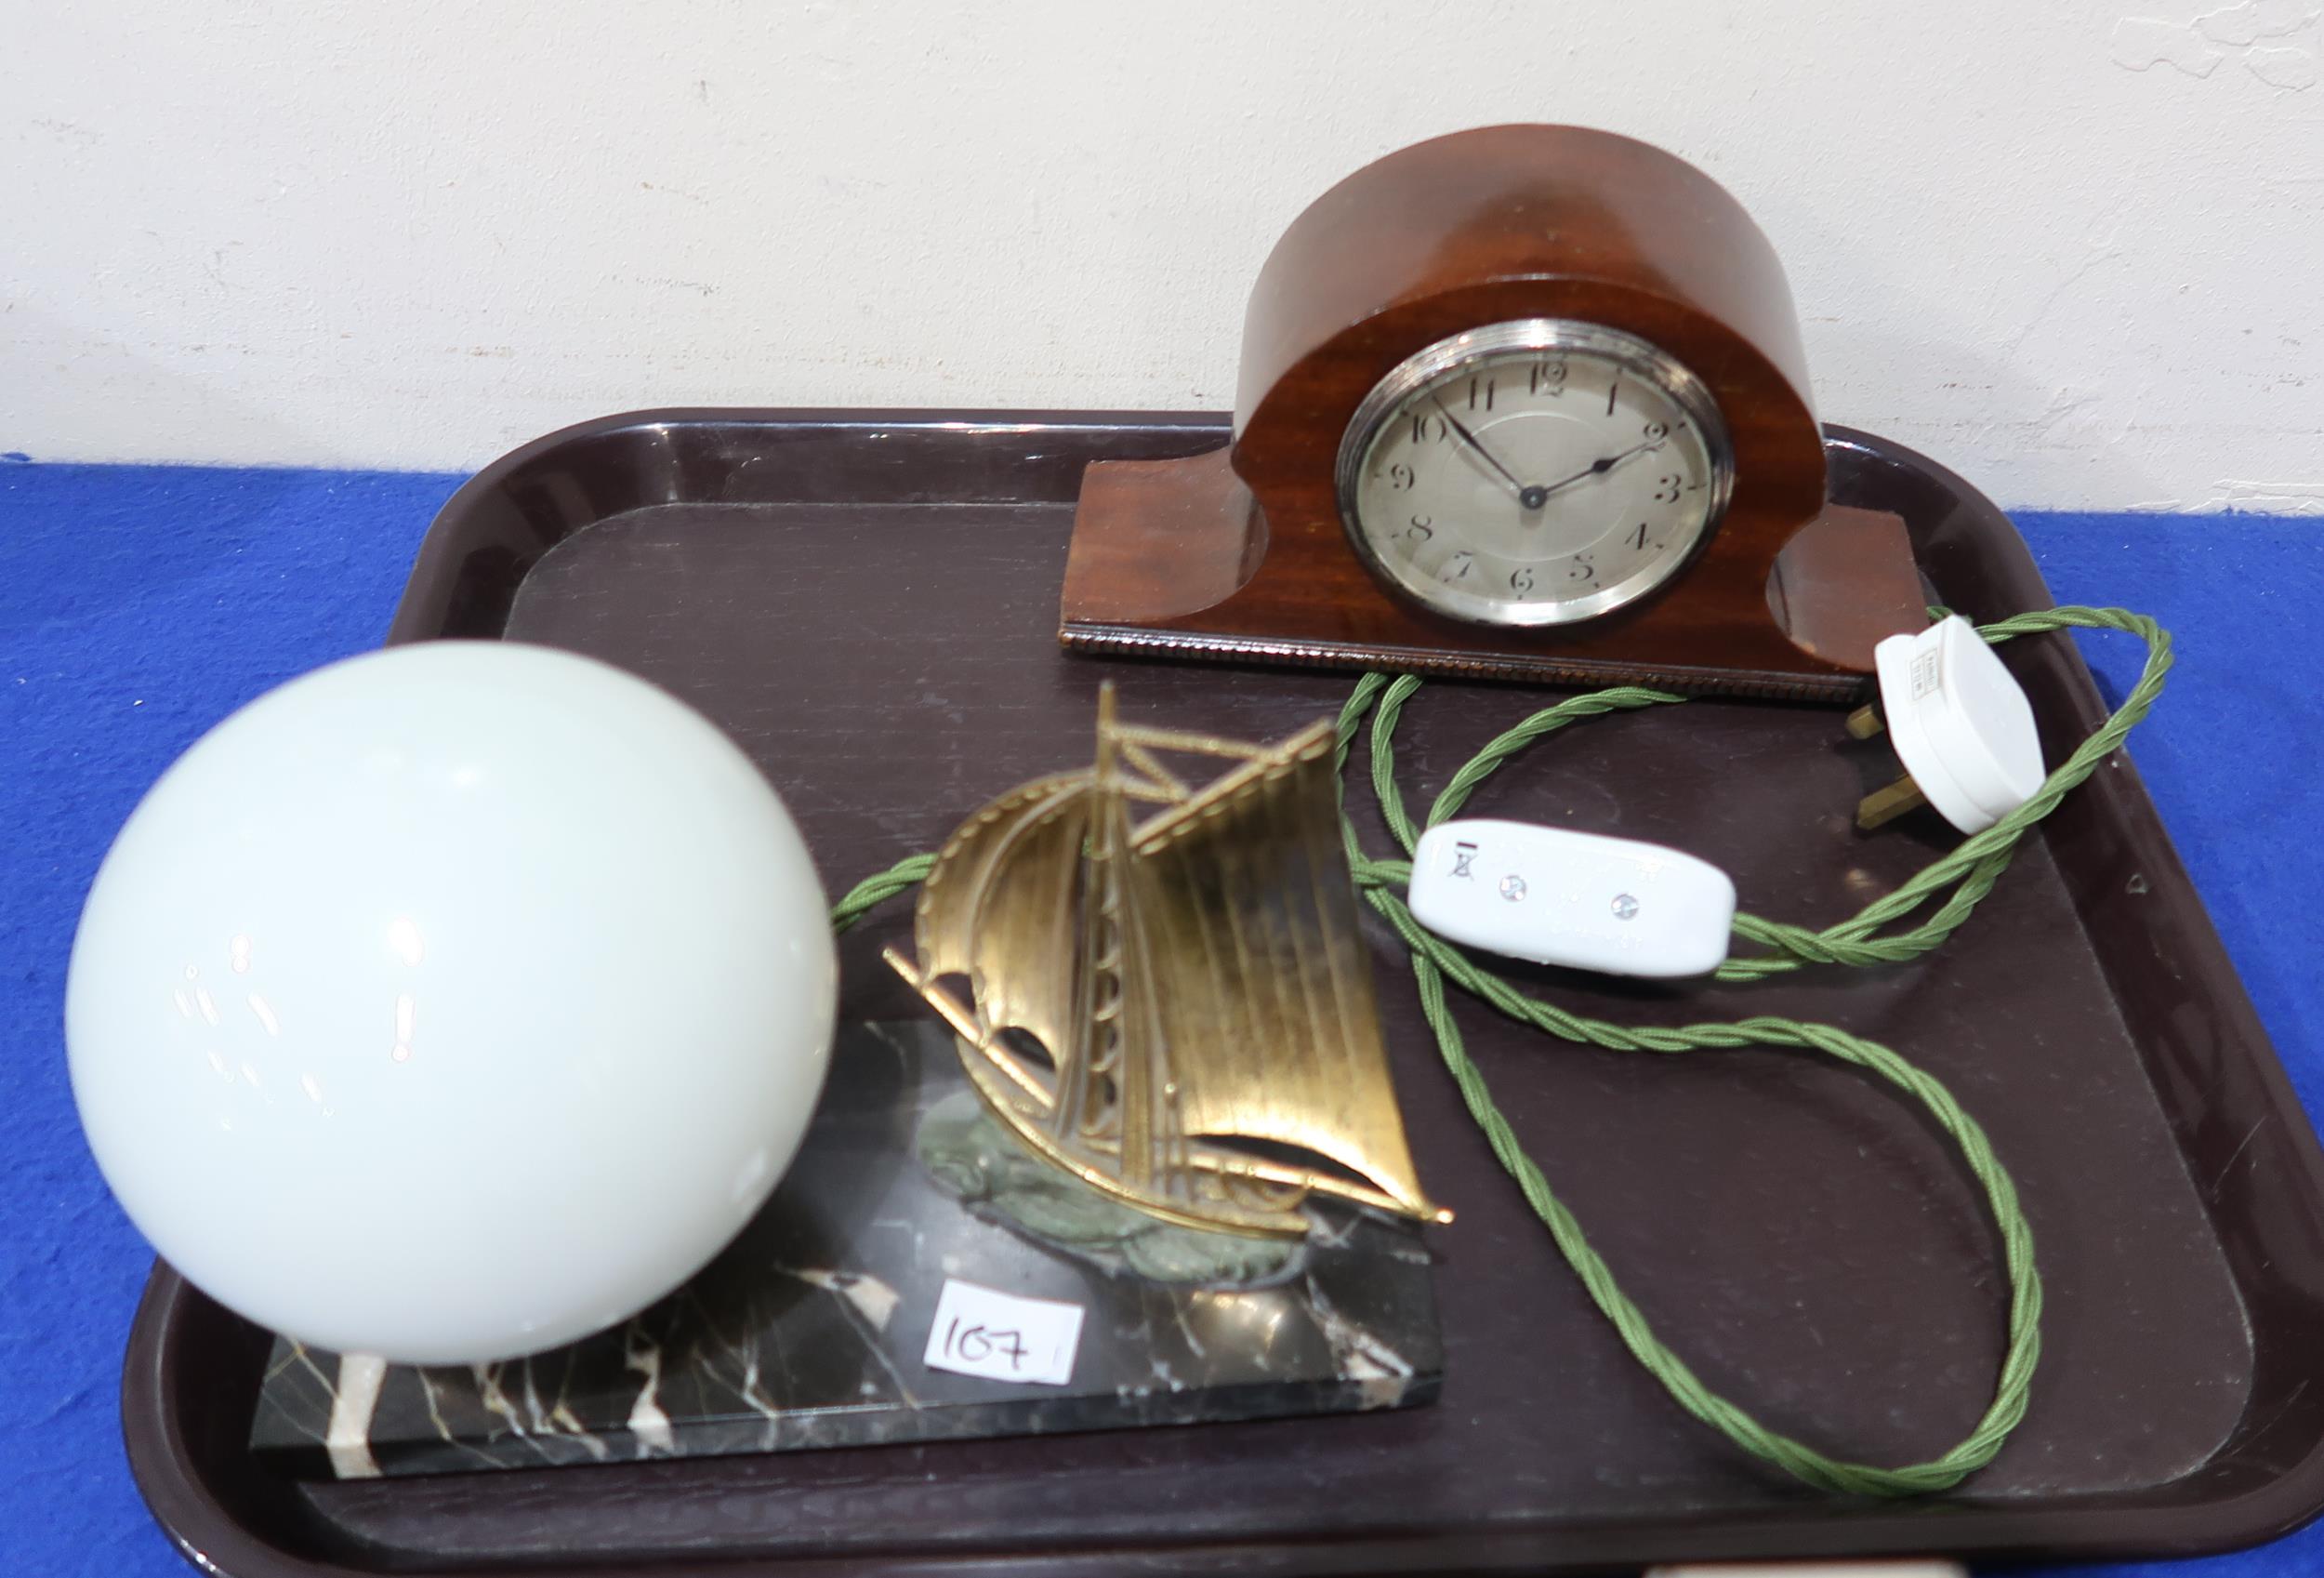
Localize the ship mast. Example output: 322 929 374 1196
1063 687 1182 1200
1074 683 1171 1189
1057 689 1116 1153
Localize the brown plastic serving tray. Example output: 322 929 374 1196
124 411 2324 1576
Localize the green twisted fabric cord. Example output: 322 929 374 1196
831 852 934 935
825 604 2172 1498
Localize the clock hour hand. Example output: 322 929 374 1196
1529 436 1666 502
1428 395 1528 502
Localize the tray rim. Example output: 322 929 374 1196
119 406 2324 1577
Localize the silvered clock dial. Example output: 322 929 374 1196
1337 321 1733 628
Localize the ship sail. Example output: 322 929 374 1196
1125 723 1436 1218
886 688 1447 1239
912 772 1091 1085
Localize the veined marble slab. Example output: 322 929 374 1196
249 1020 1443 1478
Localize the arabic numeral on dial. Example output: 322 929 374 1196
1568 556 1596 583
1445 551 1474 581
1410 414 1446 445
1510 566 1536 594
1467 377 1495 412
1406 514 1433 541
1386 462 1415 491
1529 360 1567 396
1631 521 1651 550
1652 473 1684 503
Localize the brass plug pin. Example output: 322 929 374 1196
1855 774 1930 830
1843 702 1926 827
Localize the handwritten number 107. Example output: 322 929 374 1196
944 1317 1029 1368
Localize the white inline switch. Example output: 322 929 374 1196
1408 819 1736 978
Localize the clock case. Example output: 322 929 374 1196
1060 125 1925 700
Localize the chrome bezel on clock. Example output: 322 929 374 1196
1334 319 1736 628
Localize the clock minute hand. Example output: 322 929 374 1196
1429 395 1528 501
1531 437 1665 501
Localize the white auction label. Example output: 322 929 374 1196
921 1279 1085 1386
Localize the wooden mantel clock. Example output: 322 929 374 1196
1058 125 1927 700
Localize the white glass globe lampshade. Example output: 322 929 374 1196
66 643 838 1365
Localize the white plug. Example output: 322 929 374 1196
1407 819 1736 978
1852 616 2045 835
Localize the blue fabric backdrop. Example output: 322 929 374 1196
3 456 2318 1576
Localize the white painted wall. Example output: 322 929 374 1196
5 1 2319 511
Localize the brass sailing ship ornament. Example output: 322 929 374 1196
885 685 1449 1240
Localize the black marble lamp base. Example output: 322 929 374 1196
249 1021 1443 1478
